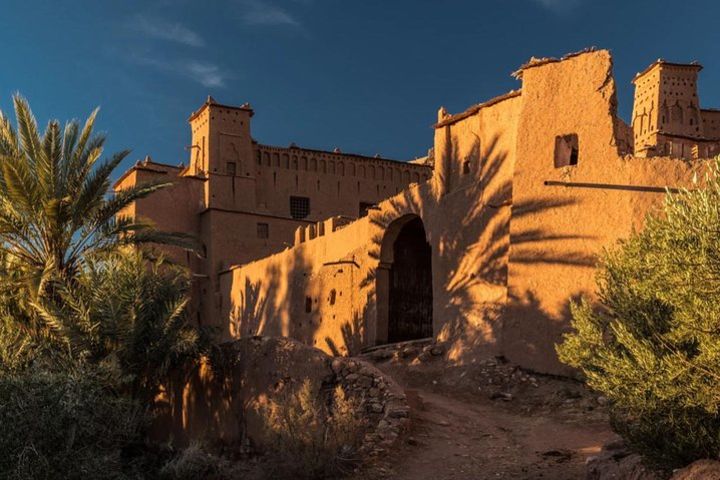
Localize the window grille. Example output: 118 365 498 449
290 196 310 219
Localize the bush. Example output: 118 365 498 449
0 368 144 480
260 379 365 479
0 249 204 402
557 161 720 472
159 443 241 480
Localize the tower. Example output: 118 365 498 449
186 96 256 209
632 60 703 155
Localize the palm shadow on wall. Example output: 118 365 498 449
226 241 367 356
360 133 596 362
223 132 598 365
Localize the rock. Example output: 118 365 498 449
387 407 409 418
357 376 374 388
597 395 609 406
370 349 394 361
331 358 344 374
490 392 513 401
400 347 417 358
671 460 720 480
541 449 573 463
368 402 384 413
346 373 359 382
586 440 659 480
417 351 431 362
430 345 444 356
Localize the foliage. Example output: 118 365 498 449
0 368 144 480
51 249 201 401
557 160 720 471
0 248 202 399
158 443 244 480
0 97 208 477
261 379 365 479
0 94 194 346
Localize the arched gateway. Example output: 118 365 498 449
376 215 433 344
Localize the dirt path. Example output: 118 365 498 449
382 388 611 479
354 343 616 479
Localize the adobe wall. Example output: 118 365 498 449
219 214 373 353
504 50 707 373
253 144 431 220
116 48 719 376
115 162 205 269
220 49 715 376
114 129 431 330
222 93 522 360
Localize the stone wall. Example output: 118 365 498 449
152 336 409 457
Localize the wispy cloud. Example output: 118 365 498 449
185 62 226 87
131 54 227 88
530 0 581 13
239 0 300 27
128 14 205 47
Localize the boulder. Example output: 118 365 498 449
586 440 658 480
671 460 720 480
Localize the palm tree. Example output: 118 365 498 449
0 94 194 344
0 95 192 293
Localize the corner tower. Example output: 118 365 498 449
185 96 256 209
632 60 703 155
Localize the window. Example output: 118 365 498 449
257 222 269 239
226 161 236 175
305 296 312 313
290 196 310 219
329 289 337 305
554 134 579 168
462 160 471 175
359 202 376 217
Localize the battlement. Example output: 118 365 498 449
293 215 355 246
254 143 431 186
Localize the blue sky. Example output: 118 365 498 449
2 0 719 177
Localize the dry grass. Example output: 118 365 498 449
260 379 366 479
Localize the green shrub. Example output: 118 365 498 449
0 368 144 480
261 380 365 479
557 161 720 472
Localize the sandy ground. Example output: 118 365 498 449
353 342 616 480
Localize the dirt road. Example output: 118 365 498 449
355 343 615 479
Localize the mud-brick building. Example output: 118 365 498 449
116 49 720 375
114 102 432 326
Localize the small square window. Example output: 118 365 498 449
554 134 579 168
257 223 269 239
290 196 310 219
226 161 236 175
